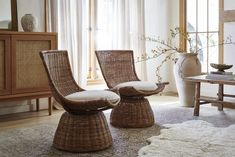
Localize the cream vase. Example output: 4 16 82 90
174 53 201 107
21 14 37 32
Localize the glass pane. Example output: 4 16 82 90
0 0 12 29
208 33 219 72
187 0 197 32
86 0 91 79
224 0 235 10
96 0 113 49
198 0 208 32
187 33 197 53
95 0 113 80
209 0 219 31
197 33 208 72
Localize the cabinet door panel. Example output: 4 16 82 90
0 36 11 95
0 41 4 90
12 35 57 94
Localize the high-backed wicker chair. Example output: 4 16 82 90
40 50 120 152
95 50 168 128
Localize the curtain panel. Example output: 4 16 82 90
95 0 147 80
47 0 88 87
47 0 147 84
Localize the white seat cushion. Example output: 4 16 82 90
114 81 158 91
65 90 120 105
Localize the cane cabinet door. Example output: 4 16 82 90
11 34 57 94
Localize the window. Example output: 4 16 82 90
180 0 220 72
86 0 145 83
86 0 113 84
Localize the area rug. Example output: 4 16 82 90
138 120 235 157
0 112 162 157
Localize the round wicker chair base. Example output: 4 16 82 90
110 97 154 128
53 112 112 152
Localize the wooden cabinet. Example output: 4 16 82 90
0 32 57 102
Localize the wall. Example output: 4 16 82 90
144 0 179 92
222 0 235 97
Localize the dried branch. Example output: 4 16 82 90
136 27 235 82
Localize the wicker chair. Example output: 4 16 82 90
40 50 120 152
95 50 168 128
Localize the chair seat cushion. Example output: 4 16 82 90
65 90 120 105
114 81 158 91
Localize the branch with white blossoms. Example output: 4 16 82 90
136 27 235 82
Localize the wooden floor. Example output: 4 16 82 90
0 109 63 131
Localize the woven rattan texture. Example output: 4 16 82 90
0 41 4 89
16 40 50 89
53 112 112 152
40 50 81 97
95 50 139 88
110 97 154 128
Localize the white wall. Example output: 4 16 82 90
144 0 179 92
223 22 235 97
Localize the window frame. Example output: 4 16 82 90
87 0 105 85
179 0 224 72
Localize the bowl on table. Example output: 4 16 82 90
210 63 233 72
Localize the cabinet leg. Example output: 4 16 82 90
48 97 52 115
193 82 201 116
36 99 39 112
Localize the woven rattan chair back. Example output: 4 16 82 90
40 50 82 104
95 50 139 88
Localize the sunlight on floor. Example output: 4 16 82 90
85 83 108 90
147 95 179 106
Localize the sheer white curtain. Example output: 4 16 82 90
47 0 147 83
47 0 88 87
95 0 147 80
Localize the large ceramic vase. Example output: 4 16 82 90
174 53 201 107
